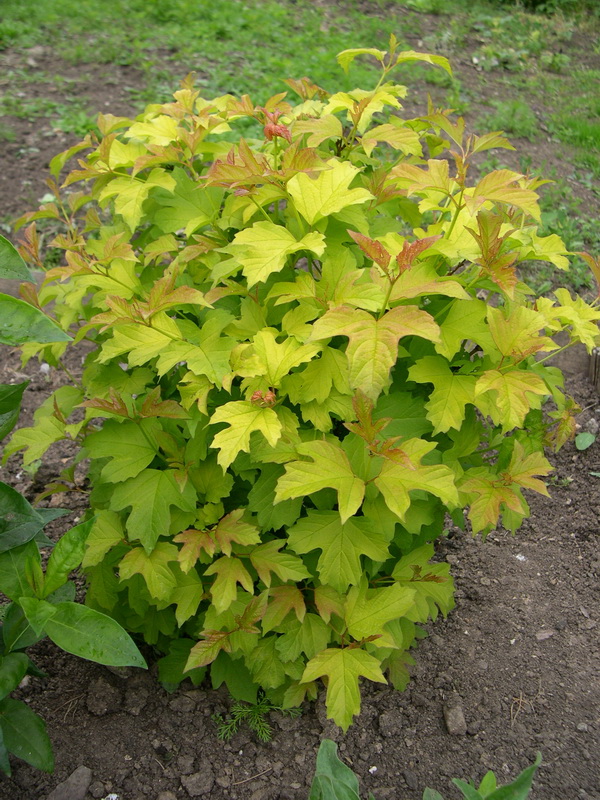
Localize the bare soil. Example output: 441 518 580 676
0 6 599 800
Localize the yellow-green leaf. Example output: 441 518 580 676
249 540 310 587
475 369 547 430
408 356 477 433
301 647 386 731
118 542 179 601
374 439 458 521
275 441 365 523
310 305 440 400
210 401 283 469
204 556 254 615
99 169 176 230
287 160 373 225
344 580 416 646
223 221 326 287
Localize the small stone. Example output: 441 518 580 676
479 577 491 586
404 769 418 790
181 762 215 796
88 780 106 799
86 677 122 716
577 722 589 732
216 776 231 788
443 695 467 736
535 629 556 641
157 793 178 800
46 766 92 800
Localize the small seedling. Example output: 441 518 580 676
212 693 300 742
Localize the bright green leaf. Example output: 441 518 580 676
287 511 389 592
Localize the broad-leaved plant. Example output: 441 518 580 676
7 39 600 730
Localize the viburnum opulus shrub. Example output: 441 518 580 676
8 41 600 730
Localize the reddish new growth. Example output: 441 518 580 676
251 389 277 407
262 108 292 142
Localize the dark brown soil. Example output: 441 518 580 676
1 6 599 800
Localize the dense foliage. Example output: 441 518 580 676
8 41 600 730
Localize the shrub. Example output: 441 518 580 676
8 39 600 730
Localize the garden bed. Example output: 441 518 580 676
1 3 599 798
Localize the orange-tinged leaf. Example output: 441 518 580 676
506 441 552 495
185 630 231 670
347 230 391 270
391 159 452 197
314 585 345 624
460 469 526 533
344 390 389 445
262 585 306 632
395 235 441 273
235 592 268 634
576 251 600 296
174 529 216 573
487 305 555 360
212 509 261 557
466 211 519 298
475 369 548 430
283 76 329 101
374 438 458 521
547 397 580 451
466 170 540 221
139 387 190 419
81 389 132 419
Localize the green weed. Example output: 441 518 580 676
481 99 539 140
0 122 15 142
212 694 301 743
551 116 600 151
